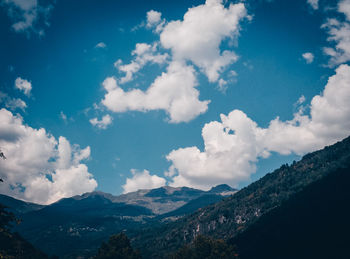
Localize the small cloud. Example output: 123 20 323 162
296 95 306 105
146 10 162 27
122 169 166 194
15 77 32 96
146 10 165 32
1 0 54 36
0 91 27 111
95 42 107 49
307 0 319 10
243 61 254 70
217 79 228 93
6 98 27 111
302 52 314 64
89 114 113 129
60 111 68 122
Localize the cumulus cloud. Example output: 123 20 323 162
103 61 210 123
5 98 27 111
95 42 107 48
89 114 113 129
339 0 350 21
146 10 164 32
302 52 314 63
99 1 247 123
322 0 350 66
15 77 32 96
307 0 319 10
0 92 26 111
114 43 168 84
160 0 247 82
122 169 166 194
165 64 350 190
1 0 53 35
0 108 97 204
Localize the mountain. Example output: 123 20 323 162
15 193 154 258
0 204 49 259
229 164 350 259
0 194 44 214
159 194 224 219
207 184 237 195
132 136 350 258
112 185 236 214
0 184 234 258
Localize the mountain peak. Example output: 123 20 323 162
208 184 236 193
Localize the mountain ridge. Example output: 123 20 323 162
1 184 236 258
132 136 350 258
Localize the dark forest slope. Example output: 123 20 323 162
133 136 350 258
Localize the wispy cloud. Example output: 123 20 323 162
1 0 54 36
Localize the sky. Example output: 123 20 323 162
1 0 350 204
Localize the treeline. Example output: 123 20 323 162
92 233 239 259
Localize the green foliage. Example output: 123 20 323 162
0 204 16 231
171 235 239 259
94 233 141 259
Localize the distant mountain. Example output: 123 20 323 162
15 193 154 258
133 136 350 258
111 185 235 214
208 184 236 195
0 184 235 258
0 194 44 214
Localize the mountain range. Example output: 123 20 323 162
1 136 350 258
0 183 236 258
131 136 350 258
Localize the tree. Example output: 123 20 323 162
171 235 239 259
0 148 5 182
94 233 141 259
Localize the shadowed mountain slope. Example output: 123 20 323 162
132 136 350 258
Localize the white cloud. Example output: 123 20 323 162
165 64 350 190
146 10 162 28
0 92 26 111
95 42 107 48
160 0 247 82
100 1 247 123
217 79 228 93
1 0 53 35
115 43 168 84
103 61 210 123
307 0 319 10
60 111 67 122
15 77 32 96
295 95 306 106
89 114 113 129
302 52 314 64
122 169 166 194
322 18 350 66
339 0 350 21
322 1 350 66
5 98 27 111
0 108 97 204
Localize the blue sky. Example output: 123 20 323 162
1 0 350 204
